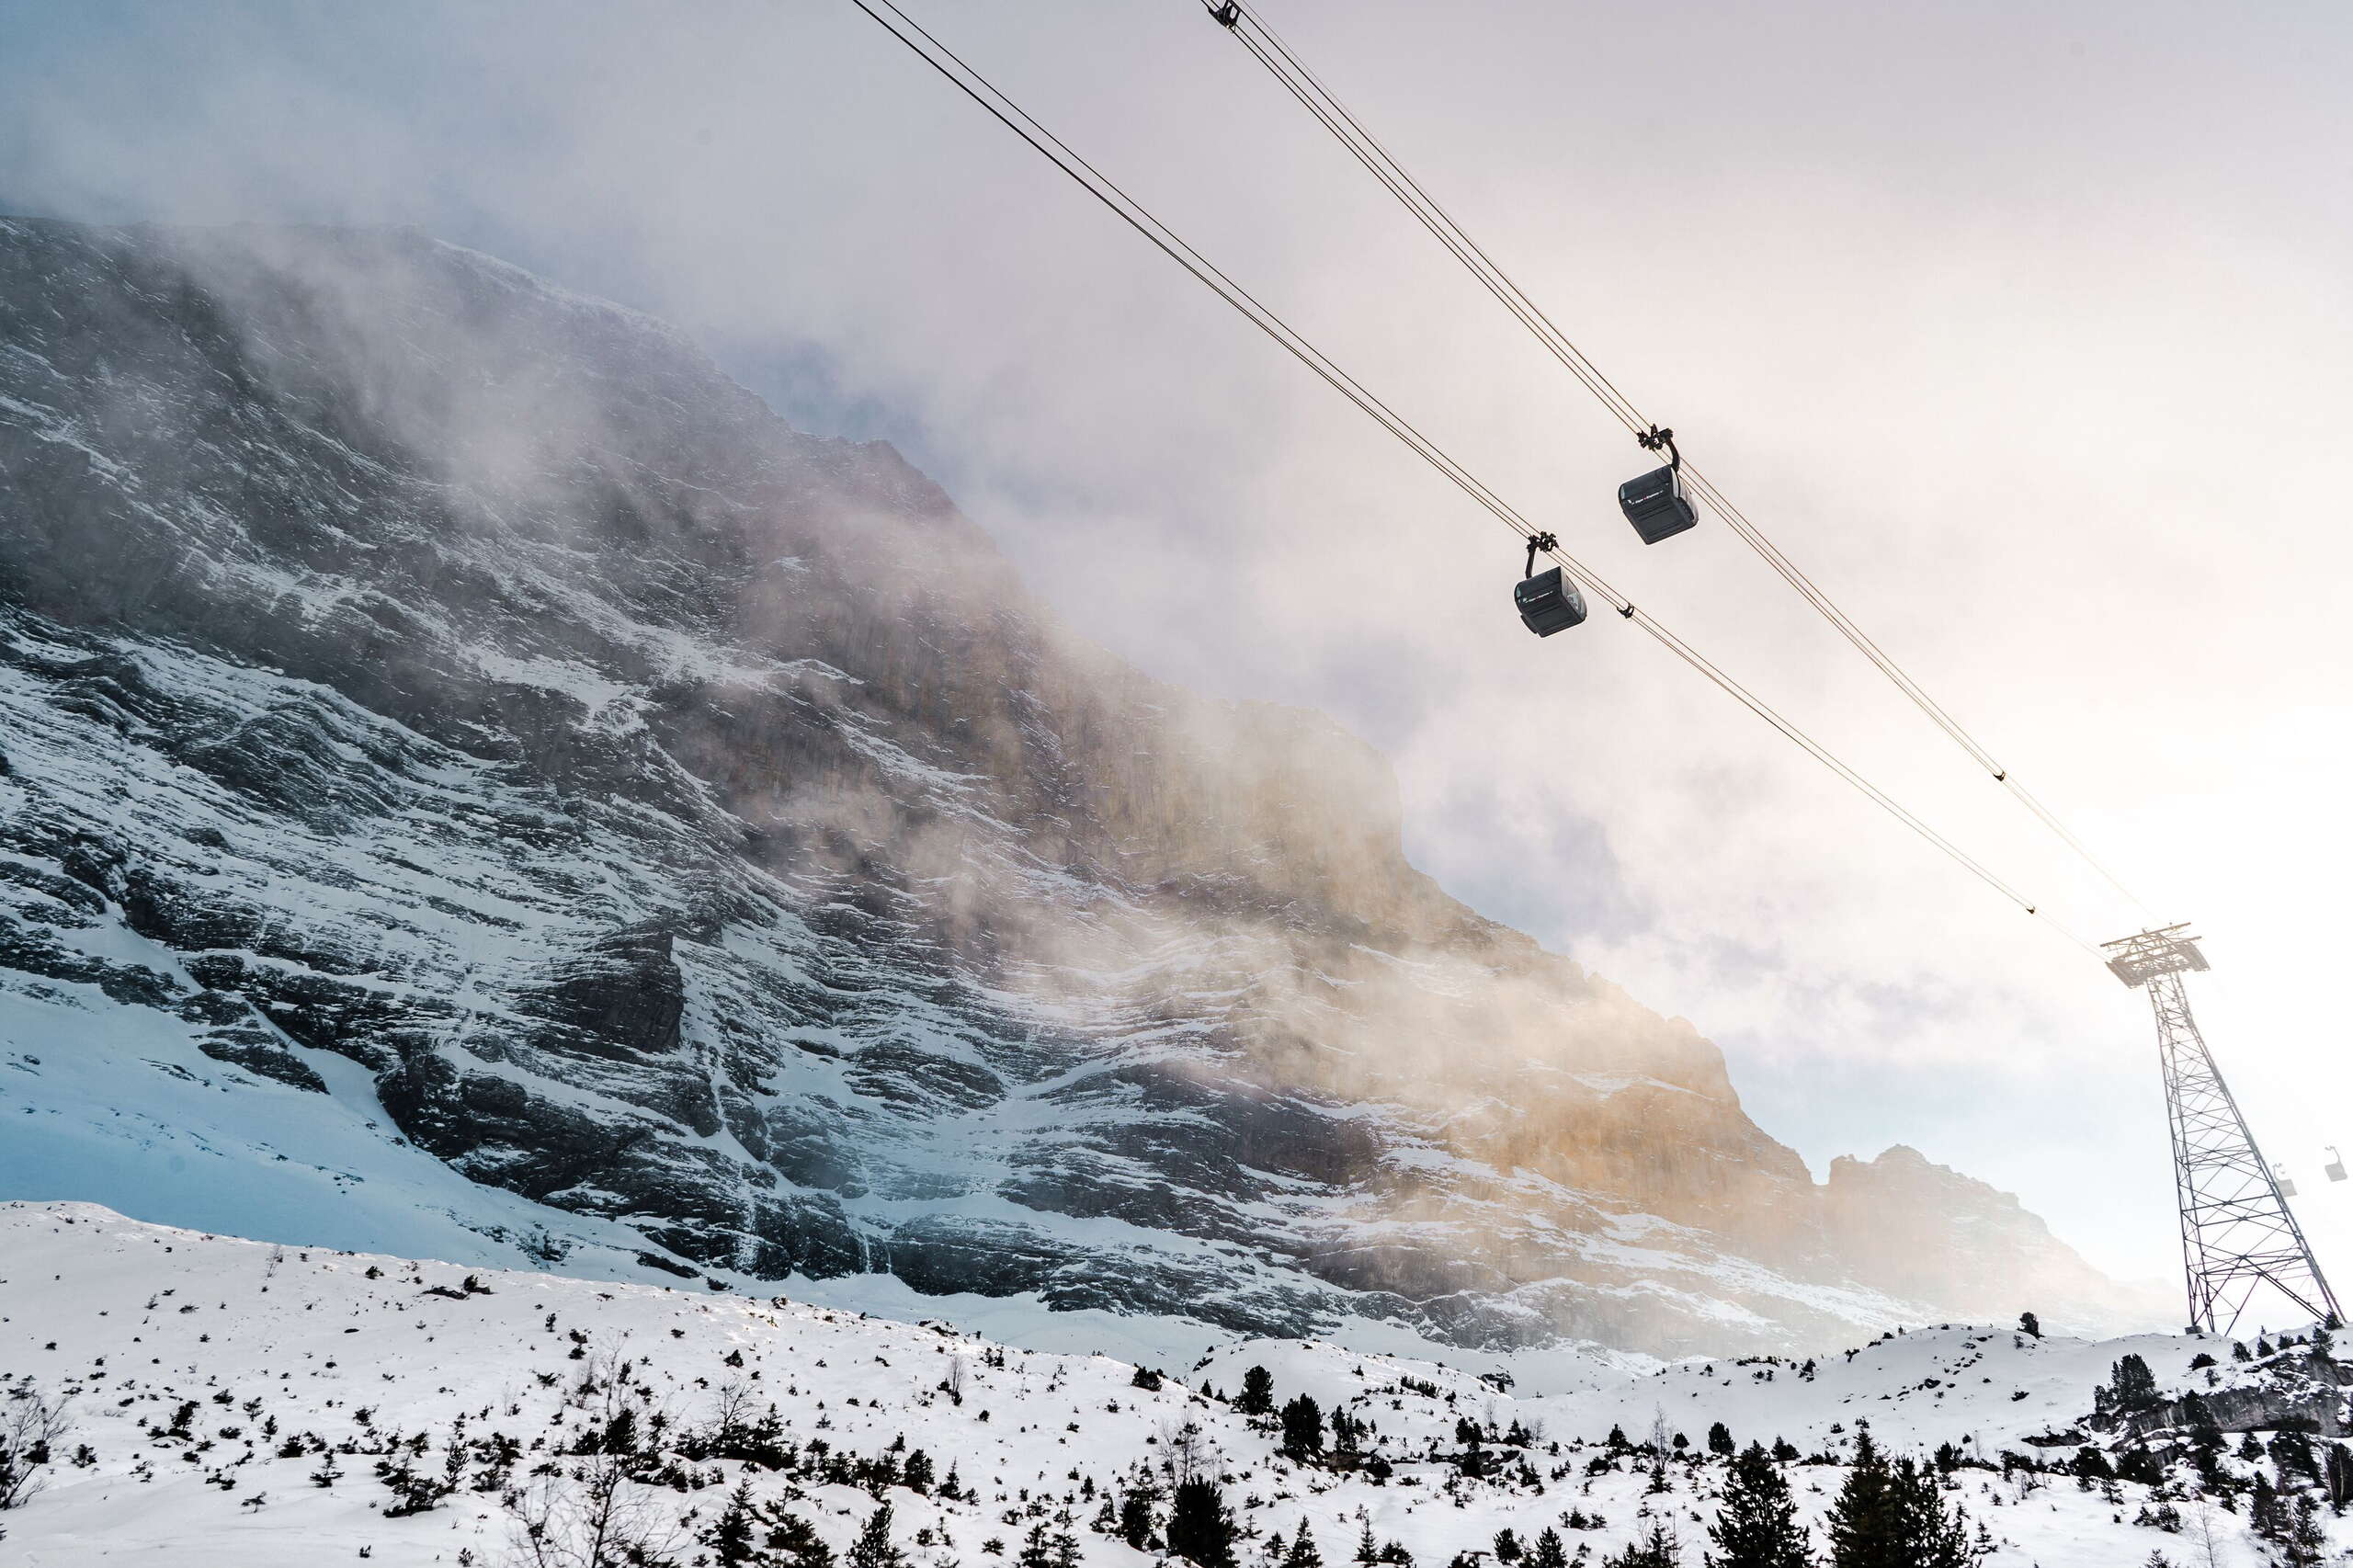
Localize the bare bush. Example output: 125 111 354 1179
704 1378 760 1444
505 1451 683 1568
1155 1418 1214 1483
0 1380 74 1520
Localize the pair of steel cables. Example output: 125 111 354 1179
1208 0 2154 926
848 0 2148 958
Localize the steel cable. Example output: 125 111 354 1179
850 0 2101 951
1209 0 2155 920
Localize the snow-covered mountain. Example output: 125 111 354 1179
0 216 2156 1358
0 1204 2334 1567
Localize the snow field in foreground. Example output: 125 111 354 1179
0 1203 2313 1566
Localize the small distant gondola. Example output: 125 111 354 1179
1514 533 1586 636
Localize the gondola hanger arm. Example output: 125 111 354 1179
1637 424 1681 472
1524 530 1558 578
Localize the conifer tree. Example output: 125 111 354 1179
1019 1523 1056 1568
2283 1494 2331 1566
2250 1472 2285 1541
765 1507 837 1568
1283 1519 1324 1568
2269 1427 2320 1482
1826 1428 1899 1568
2108 1355 2159 1412
1235 1368 1276 1417
1166 1478 1238 1568
1708 1422 1736 1458
848 1501 905 1568
1529 1528 1569 1568
1119 1490 1157 1551
706 1481 763 1568
1707 1443 1812 1568
1888 1457 1984 1568
1280 1396 1326 1460
1357 1519 1381 1565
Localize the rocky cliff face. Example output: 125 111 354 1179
0 217 2146 1354
1822 1145 2132 1330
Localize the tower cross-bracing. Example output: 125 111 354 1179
2105 926 2340 1335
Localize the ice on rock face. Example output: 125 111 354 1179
0 217 2164 1357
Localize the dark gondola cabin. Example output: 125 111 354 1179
1619 464 1699 544
1515 565 1587 636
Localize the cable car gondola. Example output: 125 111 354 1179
2326 1146 2346 1184
2277 1163 2299 1199
1514 532 1586 636
1620 426 1699 544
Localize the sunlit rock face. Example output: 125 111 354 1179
1821 1145 2140 1332
0 218 2148 1353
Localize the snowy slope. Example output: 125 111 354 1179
0 1206 2325 1566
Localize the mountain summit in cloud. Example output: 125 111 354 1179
0 218 2163 1354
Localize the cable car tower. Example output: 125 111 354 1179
2105 926 2341 1335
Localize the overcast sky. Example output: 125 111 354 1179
6 0 2351 1306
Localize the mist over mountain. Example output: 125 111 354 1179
0 217 2161 1356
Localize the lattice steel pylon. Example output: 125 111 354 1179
2105 926 2341 1335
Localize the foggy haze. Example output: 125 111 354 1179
4 0 2350 1307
